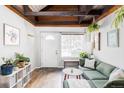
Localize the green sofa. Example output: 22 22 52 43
63 58 124 88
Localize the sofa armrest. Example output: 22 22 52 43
103 79 124 88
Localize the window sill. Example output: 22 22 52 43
62 57 79 61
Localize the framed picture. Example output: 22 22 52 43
4 24 20 46
95 32 101 51
107 29 119 47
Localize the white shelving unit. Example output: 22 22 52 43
0 64 31 88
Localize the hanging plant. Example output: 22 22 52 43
87 23 100 32
112 6 124 29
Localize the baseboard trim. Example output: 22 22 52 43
40 66 64 69
31 66 64 73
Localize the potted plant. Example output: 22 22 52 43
15 53 26 68
1 57 14 75
87 23 100 32
24 57 30 65
80 51 88 58
112 6 124 29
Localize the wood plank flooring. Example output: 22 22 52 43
25 68 63 88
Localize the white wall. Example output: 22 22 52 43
94 7 124 69
0 6 37 70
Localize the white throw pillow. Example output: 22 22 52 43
84 58 95 69
109 69 124 81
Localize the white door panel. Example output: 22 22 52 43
41 33 61 67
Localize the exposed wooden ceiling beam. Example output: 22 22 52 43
40 5 53 11
96 5 122 22
5 5 122 27
12 5 24 13
78 5 93 24
35 24 85 27
35 20 91 25
23 5 31 13
24 11 99 17
36 21 79 25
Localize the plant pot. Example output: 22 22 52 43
16 61 25 68
79 58 85 66
1 64 13 75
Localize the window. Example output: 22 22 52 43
61 34 84 57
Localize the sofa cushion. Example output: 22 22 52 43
92 80 108 88
83 71 108 80
95 58 102 66
79 66 93 71
63 80 95 88
96 63 115 77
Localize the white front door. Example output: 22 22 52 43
41 33 61 67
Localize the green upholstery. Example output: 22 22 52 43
63 80 69 88
92 80 108 88
83 71 108 80
96 63 115 77
79 66 93 71
87 80 96 88
63 57 124 88
95 58 102 66
103 79 124 88
63 80 96 88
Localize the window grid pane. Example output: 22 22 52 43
61 35 83 57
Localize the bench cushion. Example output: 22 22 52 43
83 71 108 80
92 80 108 88
63 79 91 88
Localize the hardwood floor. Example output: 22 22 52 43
25 68 63 88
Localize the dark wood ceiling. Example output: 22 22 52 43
6 5 122 27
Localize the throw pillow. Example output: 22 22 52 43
109 69 124 81
84 58 95 69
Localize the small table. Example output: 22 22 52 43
63 67 83 80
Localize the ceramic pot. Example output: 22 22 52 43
1 64 13 75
